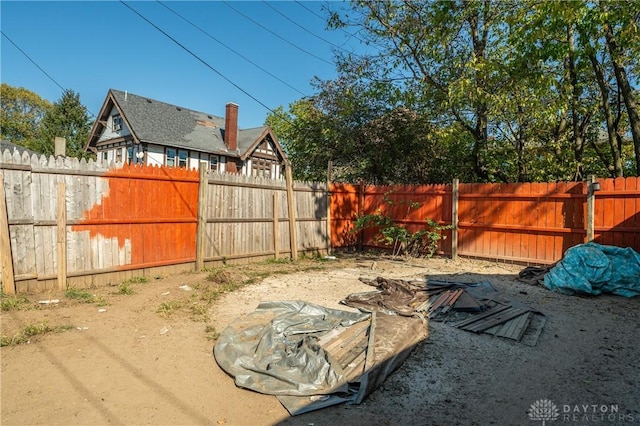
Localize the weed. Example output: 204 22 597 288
0 293 33 311
204 325 219 341
65 287 97 303
206 268 233 284
0 321 73 347
115 283 134 295
156 300 184 317
265 257 291 265
189 303 209 322
352 191 453 258
124 276 149 284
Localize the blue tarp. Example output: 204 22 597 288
543 243 640 297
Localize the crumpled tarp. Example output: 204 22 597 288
543 242 640 297
213 300 427 415
214 300 369 397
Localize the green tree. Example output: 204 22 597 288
267 75 471 184
508 0 639 178
330 0 516 182
0 83 51 150
600 1 640 175
267 100 335 182
36 90 93 159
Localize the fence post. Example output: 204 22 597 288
273 192 280 259
0 173 15 294
451 178 459 260
586 175 596 242
285 162 298 260
357 180 365 251
57 181 67 291
326 160 332 254
54 137 66 157
196 165 208 271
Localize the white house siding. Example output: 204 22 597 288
146 144 165 167
98 106 131 142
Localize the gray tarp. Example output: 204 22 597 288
543 243 640 297
214 300 427 415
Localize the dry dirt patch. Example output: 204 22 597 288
1 255 639 426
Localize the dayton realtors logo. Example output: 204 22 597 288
528 399 637 424
528 399 560 425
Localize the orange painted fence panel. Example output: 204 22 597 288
73 163 199 269
457 181 586 264
593 177 640 250
330 178 640 264
330 182 453 254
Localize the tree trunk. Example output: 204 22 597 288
589 52 623 177
605 24 640 175
567 24 584 181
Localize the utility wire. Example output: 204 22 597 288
156 1 307 97
119 1 278 116
1 30 97 118
294 0 378 50
222 1 333 66
263 1 345 53
1 30 66 92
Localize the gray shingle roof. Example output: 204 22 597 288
0 140 41 157
110 89 266 156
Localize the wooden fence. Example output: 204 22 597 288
330 177 640 264
2 146 638 294
0 150 329 294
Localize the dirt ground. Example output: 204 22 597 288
1 254 639 426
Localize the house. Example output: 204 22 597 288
84 89 287 178
0 140 41 157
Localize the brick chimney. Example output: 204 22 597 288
225 102 239 151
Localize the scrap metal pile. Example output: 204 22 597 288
342 277 545 346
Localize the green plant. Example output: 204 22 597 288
204 325 220 341
115 282 134 295
265 257 291 265
65 287 97 303
1 321 73 346
0 293 33 311
123 276 149 284
352 192 453 258
156 300 184 317
189 303 209 322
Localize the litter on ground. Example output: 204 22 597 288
214 271 547 415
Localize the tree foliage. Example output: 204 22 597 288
271 0 640 183
0 85 93 159
0 84 51 149
36 90 93 159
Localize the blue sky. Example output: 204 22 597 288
1 1 365 129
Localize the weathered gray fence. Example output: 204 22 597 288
0 149 330 294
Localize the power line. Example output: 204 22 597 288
156 1 307 97
294 1 376 49
1 30 66 93
1 30 97 118
119 1 278 116
263 1 345 53
221 1 333 66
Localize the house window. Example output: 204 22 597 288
165 148 188 167
252 158 273 178
210 156 219 171
178 149 188 168
116 148 122 163
166 148 176 167
113 114 123 131
102 151 108 161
